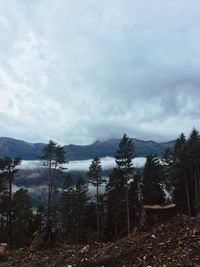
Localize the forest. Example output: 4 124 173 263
0 128 199 249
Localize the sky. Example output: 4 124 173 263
0 0 200 145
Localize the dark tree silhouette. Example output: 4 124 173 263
0 157 21 247
115 133 135 235
40 140 66 232
87 156 104 241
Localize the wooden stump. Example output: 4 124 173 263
140 204 176 227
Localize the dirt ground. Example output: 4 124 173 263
1 215 200 267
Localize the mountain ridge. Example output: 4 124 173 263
0 136 175 160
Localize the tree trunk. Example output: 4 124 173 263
47 160 52 232
96 181 100 242
125 182 130 235
114 218 118 241
196 167 200 213
184 174 191 216
194 171 198 213
8 175 12 248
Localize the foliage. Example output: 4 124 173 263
87 156 105 241
0 157 21 246
142 154 165 205
40 140 66 230
115 133 135 234
60 175 89 243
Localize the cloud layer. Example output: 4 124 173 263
0 0 200 144
19 157 146 171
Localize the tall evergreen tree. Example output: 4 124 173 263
129 172 142 226
40 140 66 232
106 168 126 240
173 133 192 215
142 154 165 205
74 177 89 243
60 175 89 243
60 174 76 242
0 157 21 247
87 156 104 241
12 189 36 247
115 133 135 235
162 147 174 203
187 128 200 213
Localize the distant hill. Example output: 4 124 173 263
0 137 44 160
0 137 175 160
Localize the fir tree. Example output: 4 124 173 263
187 128 200 213
162 147 174 203
40 140 66 232
106 168 126 240
12 189 35 247
142 154 165 205
87 156 104 241
0 157 21 247
173 133 191 215
60 174 76 242
115 133 135 235
129 172 142 226
74 177 89 242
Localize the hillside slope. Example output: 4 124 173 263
0 215 200 267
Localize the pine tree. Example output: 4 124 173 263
187 128 200 213
142 154 165 205
115 133 135 235
0 157 21 247
12 189 35 247
87 156 104 241
129 172 142 226
60 174 76 242
106 168 126 240
40 140 66 232
173 133 191 215
162 147 174 203
74 177 88 243
60 175 89 243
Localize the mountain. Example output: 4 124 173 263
0 137 44 160
0 137 175 160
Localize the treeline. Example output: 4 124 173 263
0 129 200 247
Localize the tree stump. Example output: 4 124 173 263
140 204 176 228
0 243 9 259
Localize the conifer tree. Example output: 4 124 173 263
40 140 66 233
74 177 88 242
187 128 200 213
115 133 135 235
87 156 104 241
106 168 126 240
12 189 35 247
0 157 21 247
60 174 76 242
173 133 191 215
162 147 174 203
142 154 165 205
60 175 89 243
129 172 142 226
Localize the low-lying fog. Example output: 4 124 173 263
13 157 147 204
19 156 146 171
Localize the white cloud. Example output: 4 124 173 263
19 157 146 171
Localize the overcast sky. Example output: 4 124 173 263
0 0 200 145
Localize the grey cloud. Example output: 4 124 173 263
0 0 200 144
